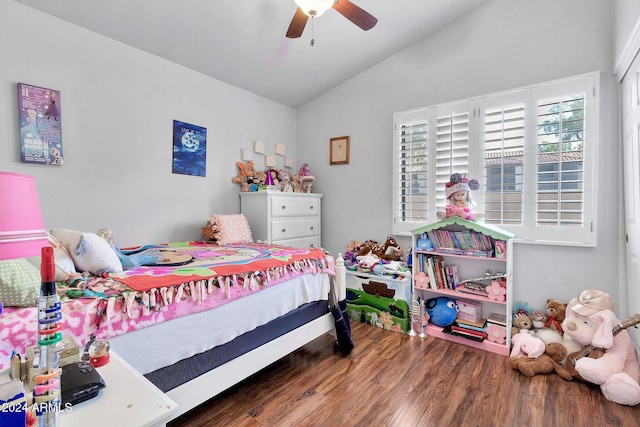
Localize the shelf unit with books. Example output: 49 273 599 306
411 216 514 356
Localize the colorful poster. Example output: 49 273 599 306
172 120 207 177
17 83 63 165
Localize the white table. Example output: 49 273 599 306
59 351 177 426
1 351 178 427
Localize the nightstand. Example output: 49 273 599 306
59 351 177 426
0 351 177 427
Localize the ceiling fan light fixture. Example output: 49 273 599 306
294 0 337 17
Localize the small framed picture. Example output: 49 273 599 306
253 140 265 154
241 148 253 161
330 136 349 165
284 156 294 168
265 155 275 167
275 143 286 156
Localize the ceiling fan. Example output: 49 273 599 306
286 0 378 39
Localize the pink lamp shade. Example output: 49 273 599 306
0 171 48 261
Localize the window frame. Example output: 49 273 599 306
392 72 599 246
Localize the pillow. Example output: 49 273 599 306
27 233 77 282
210 214 253 245
51 228 123 275
0 258 41 307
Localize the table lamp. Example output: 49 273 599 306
0 171 48 260
0 171 60 427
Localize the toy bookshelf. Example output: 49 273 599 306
411 217 514 355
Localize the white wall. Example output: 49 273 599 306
299 0 618 312
0 0 297 247
615 0 640 74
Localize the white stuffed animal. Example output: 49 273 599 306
562 297 640 406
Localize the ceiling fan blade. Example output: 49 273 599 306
333 0 378 31
286 7 308 38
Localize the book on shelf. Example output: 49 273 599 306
451 324 487 338
487 312 507 326
455 317 487 332
443 325 485 342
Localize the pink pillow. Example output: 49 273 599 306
211 214 253 245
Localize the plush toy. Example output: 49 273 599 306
277 169 291 191
299 163 315 193
531 310 548 330
510 330 546 358
232 161 259 192
510 340 573 380
255 170 266 185
425 297 458 327
562 291 640 406
544 299 567 334
511 310 533 336
356 235 402 261
436 173 483 221
290 173 302 192
416 237 434 251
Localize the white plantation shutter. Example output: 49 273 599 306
528 75 596 244
536 94 585 226
393 72 598 246
479 91 526 226
435 103 471 210
393 109 430 233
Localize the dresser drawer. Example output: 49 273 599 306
274 236 320 249
270 196 320 217
271 218 319 240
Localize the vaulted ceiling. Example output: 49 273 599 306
16 0 487 107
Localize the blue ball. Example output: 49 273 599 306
425 297 458 327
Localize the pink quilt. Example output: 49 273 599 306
0 242 333 371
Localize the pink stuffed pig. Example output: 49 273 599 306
562 293 640 406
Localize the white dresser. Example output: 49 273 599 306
240 191 322 248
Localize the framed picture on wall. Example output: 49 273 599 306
330 136 350 165
172 120 207 177
17 83 64 166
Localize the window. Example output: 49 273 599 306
393 72 598 246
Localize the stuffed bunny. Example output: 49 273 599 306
510 331 546 358
562 297 640 406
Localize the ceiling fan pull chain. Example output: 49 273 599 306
310 16 315 46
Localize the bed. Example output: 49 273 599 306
0 239 347 422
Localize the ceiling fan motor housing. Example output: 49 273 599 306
295 0 337 17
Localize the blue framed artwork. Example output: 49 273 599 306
172 120 207 177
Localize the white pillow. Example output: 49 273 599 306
27 233 77 282
51 228 122 275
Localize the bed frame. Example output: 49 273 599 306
163 255 346 421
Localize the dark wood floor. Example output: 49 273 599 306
169 321 640 427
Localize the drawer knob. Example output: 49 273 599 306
281 205 286 209
282 228 286 233
310 206 314 210
310 226 314 230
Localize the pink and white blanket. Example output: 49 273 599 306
0 242 333 371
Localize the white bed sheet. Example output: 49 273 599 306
109 272 330 374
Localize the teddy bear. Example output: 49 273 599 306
232 161 259 192
436 173 483 221
509 334 573 381
544 299 567 334
511 310 533 337
562 290 640 406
